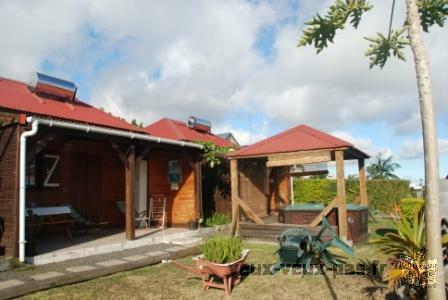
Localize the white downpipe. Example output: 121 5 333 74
18 116 202 262
19 120 39 262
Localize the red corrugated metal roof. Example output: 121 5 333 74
145 118 234 147
228 124 353 157
0 77 146 133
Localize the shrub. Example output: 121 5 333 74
293 178 410 213
205 213 232 227
399 198 425 219
372 211 426 297
201 236 243 264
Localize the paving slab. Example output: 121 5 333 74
165 246 186 252
66 265 97 273
172 237 201 246
0 279 24 290
123 255 147 262
30 271 64 281
96 259 127 267
146 250 169 257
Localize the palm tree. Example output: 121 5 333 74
367 153 401 179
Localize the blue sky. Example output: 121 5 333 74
0 0 447 183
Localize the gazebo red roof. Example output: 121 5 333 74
228 124 360 158
145 118 234 147
0 77 146 133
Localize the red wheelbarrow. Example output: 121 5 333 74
171 249 250 296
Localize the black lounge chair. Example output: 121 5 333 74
65 204 108 235
115 201 150 228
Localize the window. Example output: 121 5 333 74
168 160 181 190
26 160 37 188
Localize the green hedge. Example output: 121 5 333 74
293 179 410 213
399 198 425 219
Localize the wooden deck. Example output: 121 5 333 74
239 215 338 242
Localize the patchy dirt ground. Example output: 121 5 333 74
21 239 395 300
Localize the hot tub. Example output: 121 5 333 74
278 203 368 243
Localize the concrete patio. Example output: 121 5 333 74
27 225 227 265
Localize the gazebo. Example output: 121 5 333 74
227 124 369 240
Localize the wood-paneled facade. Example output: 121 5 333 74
0 112 201 258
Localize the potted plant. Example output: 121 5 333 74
187 214 203 230
194 236 249 295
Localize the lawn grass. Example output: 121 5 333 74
21 220 396 300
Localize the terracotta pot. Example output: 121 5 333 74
193 249 250 277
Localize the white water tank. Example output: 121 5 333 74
28 72 77 101
187 116 211 133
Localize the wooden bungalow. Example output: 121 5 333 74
145 117 237 216
227 124 369 241
0 74 203 262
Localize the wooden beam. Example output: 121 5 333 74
264 167 272 195
26 135 56 163
236 196 264 224
267 150 332 167
111 143 129 168
230 159 239 236
290 170 329 177
358 159 368 206
125 145 136 240
335 150 348 240
0 116 18 128
137 147 151 160
309 196 338 227
227 147 348 160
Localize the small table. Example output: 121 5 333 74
26 206 74 242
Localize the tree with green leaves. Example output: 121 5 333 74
367 153 401 179
298 1 447 298
194 140 231 168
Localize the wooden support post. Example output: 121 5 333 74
309 196 339 227
230 159 239 236
236 197 264 224
195 159 203 217
358 159 368 206
264 167 272 195
335 150 348 240
125 145 136 240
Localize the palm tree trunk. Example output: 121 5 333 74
406 1 445 298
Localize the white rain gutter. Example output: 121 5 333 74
18 116 202 262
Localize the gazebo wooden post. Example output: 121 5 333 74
358 159 368 206
125 145 136 240
335 150 348 240
230 159 239 236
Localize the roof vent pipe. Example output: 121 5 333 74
187 116 211 133
28 72 77 101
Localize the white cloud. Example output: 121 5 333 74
330 130 395 162
213 125 267 146
400 138 448 159
0 0 446 136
